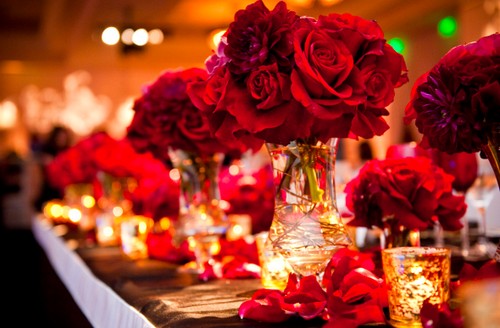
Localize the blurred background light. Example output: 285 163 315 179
388 37 406 55
101 26 120 45
438 16 458 38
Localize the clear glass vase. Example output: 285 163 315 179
95 172 136 246
380 218 421 249
480 122 500 262
265 138 352 281
168 148 228 272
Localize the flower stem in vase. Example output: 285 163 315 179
266 138 352 282
477 124 500 261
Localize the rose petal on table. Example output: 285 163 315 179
238 289 291 323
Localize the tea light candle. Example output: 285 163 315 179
120 215 152 260
255 231 292 290
382 247 451 327
226 214 252 241
95 211 120 246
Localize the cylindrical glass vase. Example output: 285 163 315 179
168 148 228 272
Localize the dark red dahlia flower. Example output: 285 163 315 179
405 33 500 154
224 0 299 77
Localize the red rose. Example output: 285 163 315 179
291 22 363 124
127 109 167 161
345 157 466 231
187 66 264 153
291 13 407 140
359 44 409 108
428 150 478 193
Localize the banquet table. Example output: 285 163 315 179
32 216 328 328
33 214 499 328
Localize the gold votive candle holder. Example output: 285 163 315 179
382 247 451 327
255 231 292 290
120 215 152 260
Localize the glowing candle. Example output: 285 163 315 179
255 231 292 290
120 215 153 260
226 214 252 241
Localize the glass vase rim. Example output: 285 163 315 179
382 246 451 256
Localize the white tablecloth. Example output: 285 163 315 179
32 216 155 328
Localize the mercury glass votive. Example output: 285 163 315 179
382 247 451 327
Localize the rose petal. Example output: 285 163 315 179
238 290 291 323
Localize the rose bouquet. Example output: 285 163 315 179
46 131 180 221
127 67 263 273
188 0 408 278
344 157 467 247
189 0 408 146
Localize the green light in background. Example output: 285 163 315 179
388 37 405 54
438 16 457 38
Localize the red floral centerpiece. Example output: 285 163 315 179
126 67 258 273
45 131 182 246
188 0 408 279
344 157 467 248
46 131 109 192
404 32 500 259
